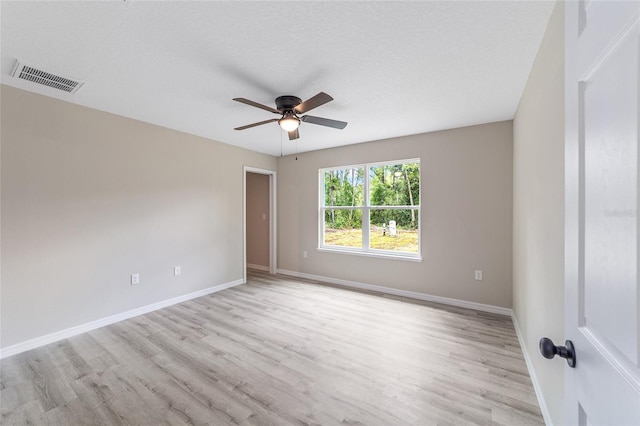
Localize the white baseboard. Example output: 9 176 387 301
0 278 244 360
247 263 269 272
276 269 512 316
511 313 553 426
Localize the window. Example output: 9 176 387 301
319 159 420 259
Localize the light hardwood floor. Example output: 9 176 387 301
1 271 543 425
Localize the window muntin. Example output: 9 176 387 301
320 160 420 258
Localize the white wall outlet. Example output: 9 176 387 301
475 270 483 281
174 266 181 276
262 213 266 221
131 273 140 285
303 251 308 258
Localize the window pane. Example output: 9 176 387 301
324 168 364 207
369 163 420 207
324 209 363 248
369 210 419 253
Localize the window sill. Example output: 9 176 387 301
317 247 423 262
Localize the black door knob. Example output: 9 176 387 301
539 337 576 368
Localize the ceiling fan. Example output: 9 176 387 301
233 92 347 140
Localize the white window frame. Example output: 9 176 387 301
318 158 421 261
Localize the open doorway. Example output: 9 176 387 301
243 166 277 283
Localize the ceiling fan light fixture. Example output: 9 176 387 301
278 114 300 132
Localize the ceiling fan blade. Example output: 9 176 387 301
233 98 280 114
288 128 300 140
234 118 278 130
295 92 333 114
301 115 348 129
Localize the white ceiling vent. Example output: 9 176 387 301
11 61 84 94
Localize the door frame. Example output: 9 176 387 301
243 166 277 283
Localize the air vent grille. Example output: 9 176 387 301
11 61 84 94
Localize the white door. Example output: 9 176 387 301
565 1 640 424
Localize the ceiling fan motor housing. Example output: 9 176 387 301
275 95 302 113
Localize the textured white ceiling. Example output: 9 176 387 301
1 1 554 156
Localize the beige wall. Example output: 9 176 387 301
512 1 565 424
0 85 276 349
246 172 269 268
277 121 513 308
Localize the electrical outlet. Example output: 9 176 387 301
174 266 181 276
131 273 140 285
303 251 308 258
475 270 483 281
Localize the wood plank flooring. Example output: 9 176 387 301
0 271 543 425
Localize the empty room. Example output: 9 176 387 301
1 1 639 425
